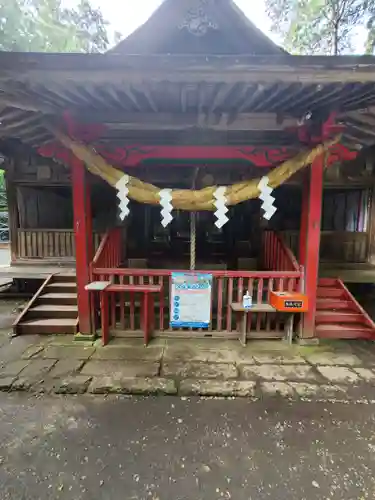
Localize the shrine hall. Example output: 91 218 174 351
1 0 375 342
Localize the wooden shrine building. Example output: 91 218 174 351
2 0 375 341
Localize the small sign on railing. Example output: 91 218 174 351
270 291 308 312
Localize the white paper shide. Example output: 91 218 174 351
159 188 173 227
258 176 277 220
116 174 130 221
214 186 229 228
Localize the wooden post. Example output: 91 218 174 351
367 185 375 265
4 162 18 264
72 156 93 338
299 170 309 266
302 155 324 339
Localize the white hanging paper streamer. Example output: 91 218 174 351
258 176 277 220
159 189 173 227
214 186 229 228
115 174 130 221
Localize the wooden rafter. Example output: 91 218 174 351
72 112 299 131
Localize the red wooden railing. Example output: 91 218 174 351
89 228 304 337
90 267 304 336
90 227 122 274
263 230 300 272
337 279 375 329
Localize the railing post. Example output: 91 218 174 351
299 170 309 266
302 157 323 339
72 156 94 340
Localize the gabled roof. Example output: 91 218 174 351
111 0 286 55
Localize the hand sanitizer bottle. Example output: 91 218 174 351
243 290 252 309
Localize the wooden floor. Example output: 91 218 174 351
1 260 375 283
320 262 375 283
0 264 75 279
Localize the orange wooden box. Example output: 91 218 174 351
269 291 308 312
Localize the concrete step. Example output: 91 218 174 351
38 293 77 305
17 318 78 335
315 323 375 339
28 304 78 319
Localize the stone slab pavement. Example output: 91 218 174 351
3 298 375 400
1 327 375 400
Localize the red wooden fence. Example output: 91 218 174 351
91 267 303 336
90 227 122 274
263 230 300 272
90 228 303 337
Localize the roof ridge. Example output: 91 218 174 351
109 0 286 56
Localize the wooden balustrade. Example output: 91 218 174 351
91 227 122 270
16 229 102 260
90 268 303 336
281 230 369 263
263 230 300 272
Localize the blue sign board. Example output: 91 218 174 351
170 272 212 328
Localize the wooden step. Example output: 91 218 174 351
17 318 78 335
27 304 78 319
316 299 355 310
317 287 345 298
48 282 76 288
46 282 77 293
315 311 364 324
53 274 76 283
38 293 77 305
318 278 339 287
316 323 375 339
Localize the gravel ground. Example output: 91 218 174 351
1 393 375 499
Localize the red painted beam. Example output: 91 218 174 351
39 142 295 168
72 156 92 335
302 155 324 339
39 141 358 170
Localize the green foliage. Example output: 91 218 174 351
265 0 375 55
0 0 112 52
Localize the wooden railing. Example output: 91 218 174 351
263 230 300 272
16 229 102 260
337 279 375 329
91 227 122 271
281 230 369 263
90 267 303 336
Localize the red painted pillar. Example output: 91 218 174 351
72 156 93 336
299 170 309 266
302 155 324 339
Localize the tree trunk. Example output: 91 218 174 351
333 25 339 55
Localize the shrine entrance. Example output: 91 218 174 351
126 198 262 271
